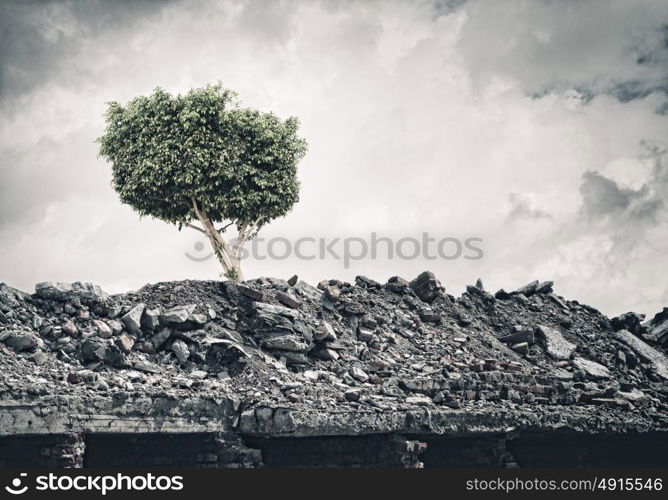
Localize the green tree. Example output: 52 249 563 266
98 84 307 281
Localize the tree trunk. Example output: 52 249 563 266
207 229 245 282
191 200 245 282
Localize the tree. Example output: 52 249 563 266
97 84 307 281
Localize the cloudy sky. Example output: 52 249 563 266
1 0 668 317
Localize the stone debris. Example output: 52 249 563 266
572 357 612 380
121 304 145 335
35 281 109 304
535 325 576 360
0 273 667 447
160 305 196 324
645 308 668 345
275 292 300 309
513 280 553 297
171 340 190 364
409 271 444 302
614 329 668 380
611 312 645 336
141 308 161 330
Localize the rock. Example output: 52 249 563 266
314 322 337 341
160 305 196 324
535 281 554 294
287 393 301 403
131 360 160 373
32 315 43 329
34 281 108 304
311 348 339 361
60 320 78 337
419 309 442 323
277 351 311 366
80 340 107 363
406 396 433 406
4 330 41 352
355 275 381 289
475 278 484 290
187 313 208 327
287 275 299 286
515 280 538 296
617 389 646 403
303 370 319 382
31 350 48 365
536 325 576 360
276 292 300 309
80 371 98 385
107 305 122 319
409 271 444 302
610 312 645 335
204 339 251 370
115 333 135 353
495 289 512 300
573 357 611 380
357 327 375 343
466 285 494 302
238 284 264 301
141 308 161 330
324 286 341 302
191 370 208 380
350 366 369 383
511 342 530 354
67 372 82 384
152 328 171 349
513 280 553 297
254 302 300 319
386 276 409 293
344 389 361 401
499 329 535 345
616 350 627 365
551 368 573 381
645 308 668 344
339 301 365 316
108 320 123 335
93 319 112 338
293 281 322 301
0 283 27 304
121 304 145 335
171 340 190 364
614 329 668 380
262 336 308 352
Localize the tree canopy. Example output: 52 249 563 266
98 83 307 280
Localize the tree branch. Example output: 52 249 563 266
191 198 204 220
184 222 206 234
217 221 234 233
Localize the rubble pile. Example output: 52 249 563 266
1 273 667 466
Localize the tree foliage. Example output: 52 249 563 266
97 84 307 280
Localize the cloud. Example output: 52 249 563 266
507 193 553 221
580 142 666 224
456 1 668 110
0 0 183 104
